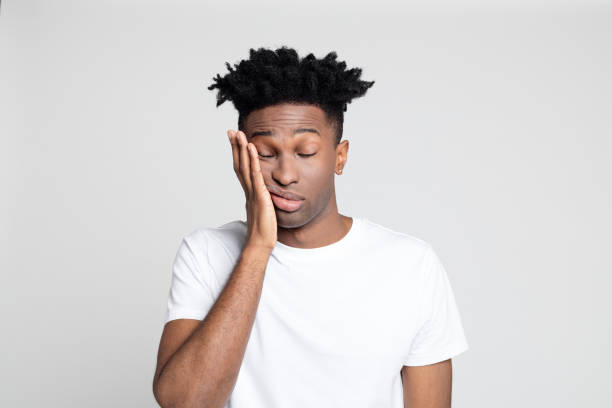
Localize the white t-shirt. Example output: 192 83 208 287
165 216 469 407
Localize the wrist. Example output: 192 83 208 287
243 241 275 256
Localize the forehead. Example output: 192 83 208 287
244 103 330 131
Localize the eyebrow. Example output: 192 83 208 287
250 128 320 138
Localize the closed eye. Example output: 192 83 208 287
258 153 317 158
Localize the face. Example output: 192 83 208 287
243 102 348 229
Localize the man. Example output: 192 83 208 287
152 46 469 408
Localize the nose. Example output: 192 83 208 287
271 153 299 186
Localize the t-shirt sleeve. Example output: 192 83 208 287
165 234 217 324
403 245 469 366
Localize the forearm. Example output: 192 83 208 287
155 243 272 408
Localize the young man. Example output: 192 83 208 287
152 46 469 408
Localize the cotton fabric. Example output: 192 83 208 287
165 216 469 407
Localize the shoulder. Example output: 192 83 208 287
180 219 248 263
183 218 246 241
358 217 432 257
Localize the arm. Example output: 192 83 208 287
152 243 272 408
401 244 469 407
401 359 453 408
153 128 276 407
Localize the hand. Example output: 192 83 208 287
228 129 277 250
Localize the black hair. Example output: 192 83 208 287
207 46 375 145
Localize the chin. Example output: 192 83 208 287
275 209 309 229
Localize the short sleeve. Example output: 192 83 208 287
165 234 217 324
404 245 469 366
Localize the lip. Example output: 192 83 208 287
266 186 305 201
270 193 304 212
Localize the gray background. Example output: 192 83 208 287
2 0 611 406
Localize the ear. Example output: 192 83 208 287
335 139 349 175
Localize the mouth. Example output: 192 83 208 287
266 185 304 200
270 193 304 212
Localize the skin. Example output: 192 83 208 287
242 102 353 248
152 102 454 407
401 360 453 408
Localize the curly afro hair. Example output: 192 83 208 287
207 46 375 146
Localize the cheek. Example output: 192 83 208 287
301 166 336 197
299 161 333 182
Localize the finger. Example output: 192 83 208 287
228 129 246 192
248 143 267 199
237 130 253 195
228 130 239 173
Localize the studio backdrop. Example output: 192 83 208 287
1 0 610 407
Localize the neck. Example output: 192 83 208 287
276 194 353 249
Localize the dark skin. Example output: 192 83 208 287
244 102 454 407
153 102 453 408
401 360 453 408
242 102 353 248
